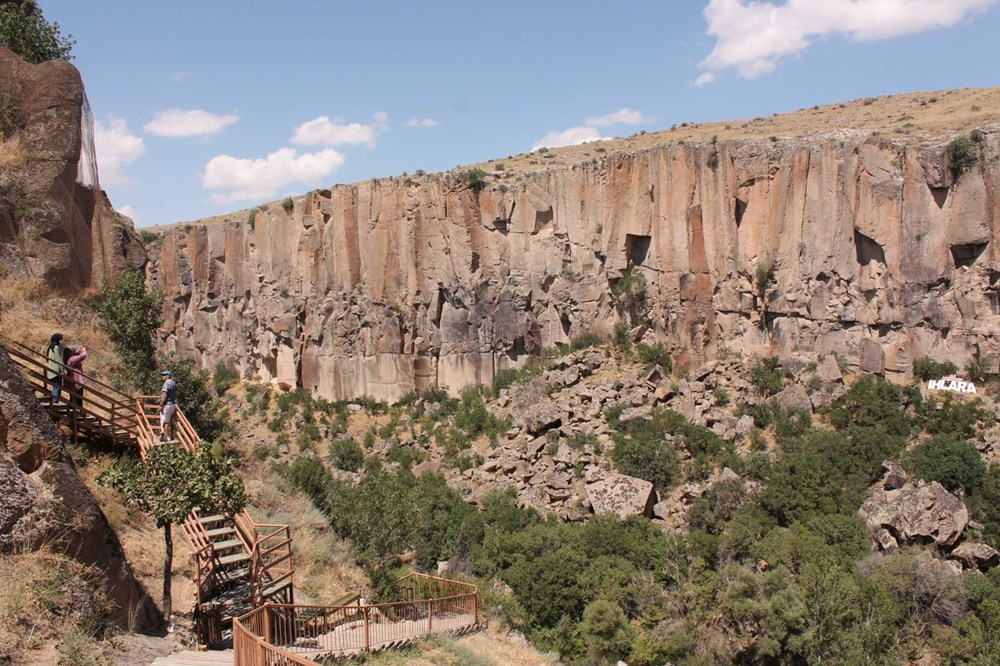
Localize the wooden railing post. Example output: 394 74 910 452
428 598 433 633
263 605 272 644
363 606 370 652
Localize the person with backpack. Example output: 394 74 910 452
64 346 88 409
45 332 64 406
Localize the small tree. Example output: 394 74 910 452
0 1 75 64
97 442 247 621
95 271 162 391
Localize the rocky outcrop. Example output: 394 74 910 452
859 480 969 549
586 474 656 519
0 46 144 292
151 121 1000 400
0 344 159 628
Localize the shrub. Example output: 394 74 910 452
912 356 958 381
750 357 784 396
904 435 986 494
212 362 239 395
611 271 646 317
635 343 672 374
947 136 979 180
0 2 74 64
570 332 604 351
922 395 986 439
328 438 362 471
94 271 162 391
247 209 257 231
580 600 634 664
491 364 543 397
613 320 632 351
281 197 294 213
754 257 776 299
465 168 488 192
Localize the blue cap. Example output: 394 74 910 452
160 370 172 377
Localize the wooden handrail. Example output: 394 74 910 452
234 573 479 664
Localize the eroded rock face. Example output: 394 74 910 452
150 132 1000 400
0 47 144 292
0 345 159 629
859 480 969 548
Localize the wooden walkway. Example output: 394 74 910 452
289 611 476 660
150 650 233 666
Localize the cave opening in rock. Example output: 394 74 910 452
854 229 887 266
950 242 988 268
735 198 748 228
625 233 651 268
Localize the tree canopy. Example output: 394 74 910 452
0 1 74 64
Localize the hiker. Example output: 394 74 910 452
64 346 88 409
45 332 64 406
159 369 177 441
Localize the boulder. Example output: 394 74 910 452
771 384 812 413
585 474 657 519
859 481 968 548
949 542 1000 571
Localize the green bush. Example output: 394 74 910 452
580 600 634 665
922 395 986 439
750 356 784 396
635 343 672 374
570 332 604 351
490 363 543 397
328 438 363 471
613 320 632 351
912 356 958 381
904 435 986 495
947 136 980 180
281 196 294 213
465 168 488 192
94 271 162 391
0 2 74 64
212 362 239 395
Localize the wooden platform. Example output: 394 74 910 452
150 650 232 666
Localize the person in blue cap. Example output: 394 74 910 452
159 369 177 441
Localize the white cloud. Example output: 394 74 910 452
202 147 345 204
116 204 139 223
406 118 439 127
144 109 239 137
168 71 190 83
584 108 651 126
693 71 717 87
291 112 389 148
94 117 145 186
531 126 606 151
698 0 997 82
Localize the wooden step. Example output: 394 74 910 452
212 538 243 551
204 527 237 539
197 514 226 525
261 579 292 599
218 552 250 567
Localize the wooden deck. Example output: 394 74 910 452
150 650 233 666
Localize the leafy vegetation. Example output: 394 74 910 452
98 442 246 620
912 355 959 381
281 196 294 213
0 1 74 64
465 168 488 192
947 135 980 180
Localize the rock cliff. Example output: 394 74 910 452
151 129 999 401
0 46 144 292
0 344 160 629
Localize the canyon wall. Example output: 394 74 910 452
0 46 145 292
151 133 1000 400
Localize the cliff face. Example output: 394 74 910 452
151 134 1000 400
0 46 145 292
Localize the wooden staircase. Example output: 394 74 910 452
2 337 295 647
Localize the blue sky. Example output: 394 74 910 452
39 0 1000 227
